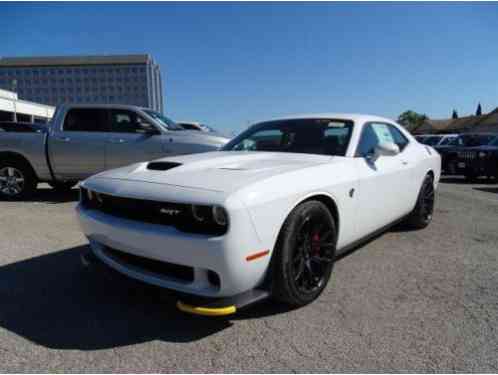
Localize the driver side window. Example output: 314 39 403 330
356 124 380 157
110 109 157 134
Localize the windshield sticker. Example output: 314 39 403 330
328 121 346 128
372 124 394 143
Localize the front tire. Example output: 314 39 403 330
404 174 435 229
0 159 37 200
271 201 337 307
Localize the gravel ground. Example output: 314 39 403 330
0 179 497 372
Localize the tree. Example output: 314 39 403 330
476 103 482 116
397 110 428 131
452 109 458 119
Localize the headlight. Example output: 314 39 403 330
192 205 210 222
479 151 487 158
189 204 229 233
212 206 228 226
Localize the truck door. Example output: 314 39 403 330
105 108 165 170
49 108 109 180
353 122 414 237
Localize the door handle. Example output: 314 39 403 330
401 160 409 165
56 136 71 142
109 138 126 144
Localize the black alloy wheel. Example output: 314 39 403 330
405 174 435 229
272 201 337 306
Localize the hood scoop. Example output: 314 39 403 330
147 161 182 171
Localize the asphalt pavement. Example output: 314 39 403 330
0 179 497 372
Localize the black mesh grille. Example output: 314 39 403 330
80 187 227 235
103 246 194 282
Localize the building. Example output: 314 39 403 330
0 88 55 123
0 54 164 113
412 107 498 135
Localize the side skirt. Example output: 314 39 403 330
335 215 408 259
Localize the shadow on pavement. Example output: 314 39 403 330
473 187 498 195
0 245 230 350
441 176 497 185
29 186 80 204
0 220 418 349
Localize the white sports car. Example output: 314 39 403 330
77 114 441 315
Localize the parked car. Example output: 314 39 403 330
415 134 459 147
77 114 441 315
452 134 498 180
177 121 217 133
0 104 229 199
439 133 497 177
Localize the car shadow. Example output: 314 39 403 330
473 187 498 194
0 221 423 349
441 176 497 185
0 245 231 350
26 186 79 204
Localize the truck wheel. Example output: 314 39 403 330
404 174 435 229
271 201 336 307
49 181 78 192
0 160 37 200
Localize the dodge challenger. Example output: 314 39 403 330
77 114 441 315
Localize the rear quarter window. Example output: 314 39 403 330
63 108 109 132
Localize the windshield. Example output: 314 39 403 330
456 134 496 147
222 118 354 156
425 136 443 146
489 136 498 146
440 136 456 145
144 110 184 131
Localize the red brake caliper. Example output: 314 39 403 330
311 233 321 255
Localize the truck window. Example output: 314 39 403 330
109 109 154 134
63 108 109 132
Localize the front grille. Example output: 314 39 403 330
458 151 476 160
103 246 194 283
87 192 187 227
80 187 228 235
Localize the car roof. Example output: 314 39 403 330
57 103 152 111
256 113 398 125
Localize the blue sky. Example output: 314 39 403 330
1 2 498 134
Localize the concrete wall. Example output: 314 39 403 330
0 88 55 122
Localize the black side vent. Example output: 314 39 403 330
147 162 182 171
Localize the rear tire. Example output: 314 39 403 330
0 159 37 200
271 201 337 307
404 174 435 229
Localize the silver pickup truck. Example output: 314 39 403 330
0 104 229 199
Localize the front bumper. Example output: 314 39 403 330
452 157 498 176
76 203 270 298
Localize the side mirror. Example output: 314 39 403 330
366 141 400 162
374 141 400 158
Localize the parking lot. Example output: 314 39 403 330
1 179 497 372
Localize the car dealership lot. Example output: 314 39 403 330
1 180 497 372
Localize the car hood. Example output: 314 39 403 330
169 129 229 145
92 151 333 193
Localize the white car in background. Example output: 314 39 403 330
177 121 216 133
77 114 441 315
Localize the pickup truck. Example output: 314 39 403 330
0 104 229 199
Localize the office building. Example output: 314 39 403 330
0 54 164 113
